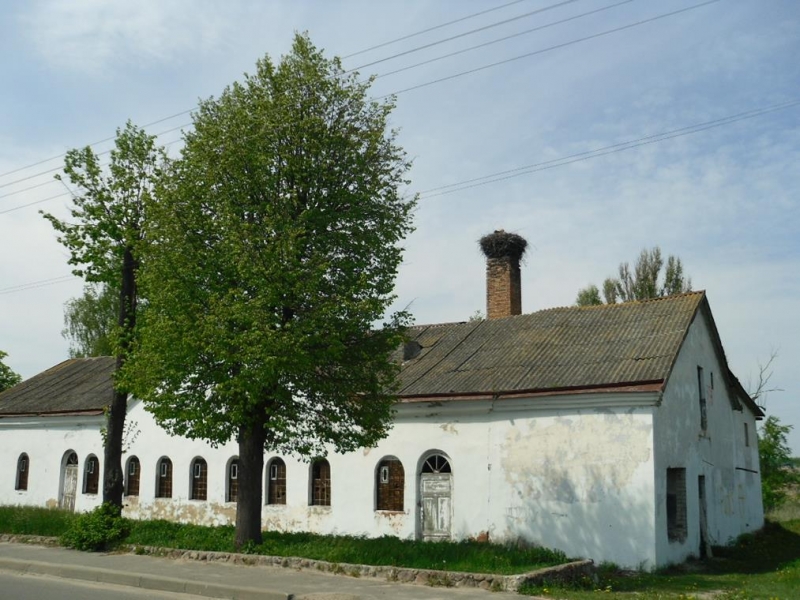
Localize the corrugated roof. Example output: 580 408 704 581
396 292 705 399
0 356 114 416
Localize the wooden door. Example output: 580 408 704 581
61 465 78 512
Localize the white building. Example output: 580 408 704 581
0 242 764 569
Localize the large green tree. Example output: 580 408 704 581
758 416 800 512
42 122 166 509
0 350 22 393
62 283 117 358
576 246 692 306
123 34 415 548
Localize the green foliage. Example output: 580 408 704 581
575 285 602 307
576 247 692 306
123 33 415 455
759 415 800 512
0 506 77 536
62 283 117 357
60 503 129 551
124 521 567 574
0 350 22 392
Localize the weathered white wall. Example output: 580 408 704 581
653 309 764 566
0 415 105 513
1 396 658 568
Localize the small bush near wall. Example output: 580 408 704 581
60 503 129 551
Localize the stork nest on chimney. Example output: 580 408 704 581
479 230 528 261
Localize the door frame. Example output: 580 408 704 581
417 451 453 541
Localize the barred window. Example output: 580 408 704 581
190 458 208 501
310 459 331 506
227 458 239 503
267 458 286 505
126 456 140 496
376 457 404 511
15 453 29 491
667 468 687 542
156 457 173 498
83 455 99 494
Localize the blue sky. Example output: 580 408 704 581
1 0 798 451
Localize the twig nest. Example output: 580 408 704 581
479 230 528 261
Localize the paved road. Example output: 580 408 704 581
0 570 208 600
0 542 516 600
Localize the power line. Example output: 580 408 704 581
348 0 581 72
341 0 533 59
4 99 797 295
0 1 540 183
0 275 77 295
376 0 634 80
380 0 720 98
417 99 800 198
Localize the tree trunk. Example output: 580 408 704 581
235 414 266 549
103 245 137 509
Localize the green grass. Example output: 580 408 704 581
0 505 77 537
520 517 800 599
0 505 567 575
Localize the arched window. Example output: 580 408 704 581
190 457 208 501
310 459 331 506
83 455 99 494
227 458 239 503
156 457 173 498
125 456 141 496
15 453 29 491
421 454 451 474
376 457 404 511
266 458 286 505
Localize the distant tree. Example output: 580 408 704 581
758 416 800 512
576 247 692 306
42 121 166 510
122 34 415 548
63 283 117 358
0 350 22 392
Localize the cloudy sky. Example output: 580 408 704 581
1 0 798 450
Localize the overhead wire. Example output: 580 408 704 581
1 0 717 208
5 98 797 292
0 0 544 183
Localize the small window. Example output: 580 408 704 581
190 458 207 500
310 459 331 506
156 458 173 498
744 422 749 447
697 366 707 431
376 458 404 511
666 468 687 542
227 458 239 503
83 455 99 494
126 457 140 496
15 453 29 491
267 458 286 505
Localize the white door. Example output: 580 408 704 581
420 454 452 541
61 465 78 512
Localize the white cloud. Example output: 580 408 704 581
20 0 234 75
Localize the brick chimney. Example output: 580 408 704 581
479 230 528 320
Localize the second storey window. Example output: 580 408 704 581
697 366 707 431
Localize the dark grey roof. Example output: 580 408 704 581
397 292 706 399
0 357 114 416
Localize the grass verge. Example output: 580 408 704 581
0 505 567 575
519 518 800 599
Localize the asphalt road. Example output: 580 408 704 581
0 570 208 600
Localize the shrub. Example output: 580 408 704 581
60 503 129 551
